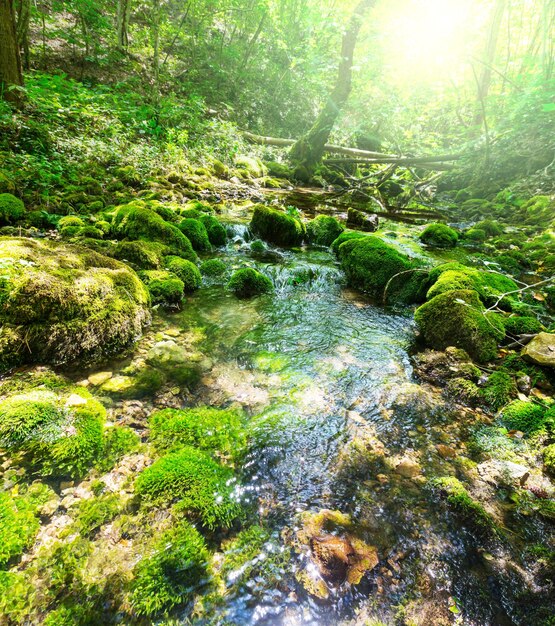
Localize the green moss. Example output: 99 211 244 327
475 219 504 236
228 267 273 298
113 201 197 262
100 368 165 399
74 493 121 536
235 155 266 178
139 269 184 305
96 425 140 472
330 230 368 254
521 195 554 225
431 476 495 533
265 161 292 178
113 240 164 269
131 520 210 617
0 237 151 371
250 239 266 253
163 256 201 292
543 444 555 474
149 407 246 458
199 215 227 246
0 389 105 478
465 227 487 242
445 377 483 406
178 218 211 252
503 316 544 335
135 447 242 529
0 194 25 225
339 235 425 302
250 205 305 247
76 225 103 239
58 216 85 229
500 400 546 433
419 223 458 248
498 353 550 388
482 371 516 411
414 289 505 363
200 258 227 277
306 215 344 247
0 483 55 567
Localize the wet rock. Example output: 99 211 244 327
436 444 457 459
146 340 190 367
395 458 422 478
347 208 379 232
477 459 531 486
516 374 532 394
88 371 113 386
412 347 479 386
521 332 555 367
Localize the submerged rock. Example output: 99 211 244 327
0 237 151 372
521 332 555 367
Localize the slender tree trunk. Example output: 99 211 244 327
0 0 24 104
15 0 30 70
288 0 375 181
473 0 506 126
116 0 131 50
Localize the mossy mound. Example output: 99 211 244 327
200 258 227 277
503 316 544 335
482 371 517 411
338 235 425 302
500 400 546 434
131 520 210 617
475 219 504 236
0 194 25 225
0 237 150 371
330 230 368 254
139 270 184 305
113 201 197 262
228 267 273 298
149 407 246 458
0 484 56 567
464 228 487 242
250 205 305 247
178 218 211 252
306 215 344 247
163 256 201 292
113 240 165 269
415 289 505 362
543 444 555 474
200 215 227 246
135 446 242 529
419 223 458 248
0 388 105 477
426 263 518 307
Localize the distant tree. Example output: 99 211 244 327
14 0 31 69
0 0 24 103
116 0 131 50
288 0 375 181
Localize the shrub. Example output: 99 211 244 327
178 218 211 252
200 215 227 246
330 230 368 254
0 194 25 225
135 447 242 529
414 289 505 363
131 520 210 617
139 270 184 305
306 215 344 247
228 267 273 298
250 205 305 246
500 400 546 433
339 235 425 302
482 371 517 411
200 258 227 276
149 407 246 458
163 256 201 292
419 223 458 248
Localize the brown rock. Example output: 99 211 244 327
436 444 457 459
395 459 421 478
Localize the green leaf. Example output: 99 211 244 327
542 103 555 112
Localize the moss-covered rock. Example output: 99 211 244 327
199 214 227 246
250 205 305 247
482 371 517 411
0 194 25 226
0 388 105 477
500 400 546 433
306 215 344 247
0 237 150 371
330 230 368 254
464 227 487 242
139 270 184 306
338 235 425 302
420 223 458 248
178 218 211 252
346 208 378 232
543 444 555 474
445 377 483 406
135 446 242 529
228 267 273 298
234 155 267 178
149 407 246 458
113 201 197 262
414 289 505 362
200 258 227 277
163 256 201 292
113 240 164 269
131 520 210 617
503 316 544 336
475 219 504 236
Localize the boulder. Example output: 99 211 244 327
521 332 555 367
347 207 378 232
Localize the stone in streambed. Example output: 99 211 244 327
521 332 555 367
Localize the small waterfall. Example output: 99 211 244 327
263 262 345 295
226 223 251 244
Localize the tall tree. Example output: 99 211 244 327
0 0 24 103
14 0 31 69
288 0 375 181
116 0 131 50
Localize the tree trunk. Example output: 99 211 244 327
15 0 30 70
116 0 131 50
473 0 506 126
0 0 24 103
288 0 374 181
